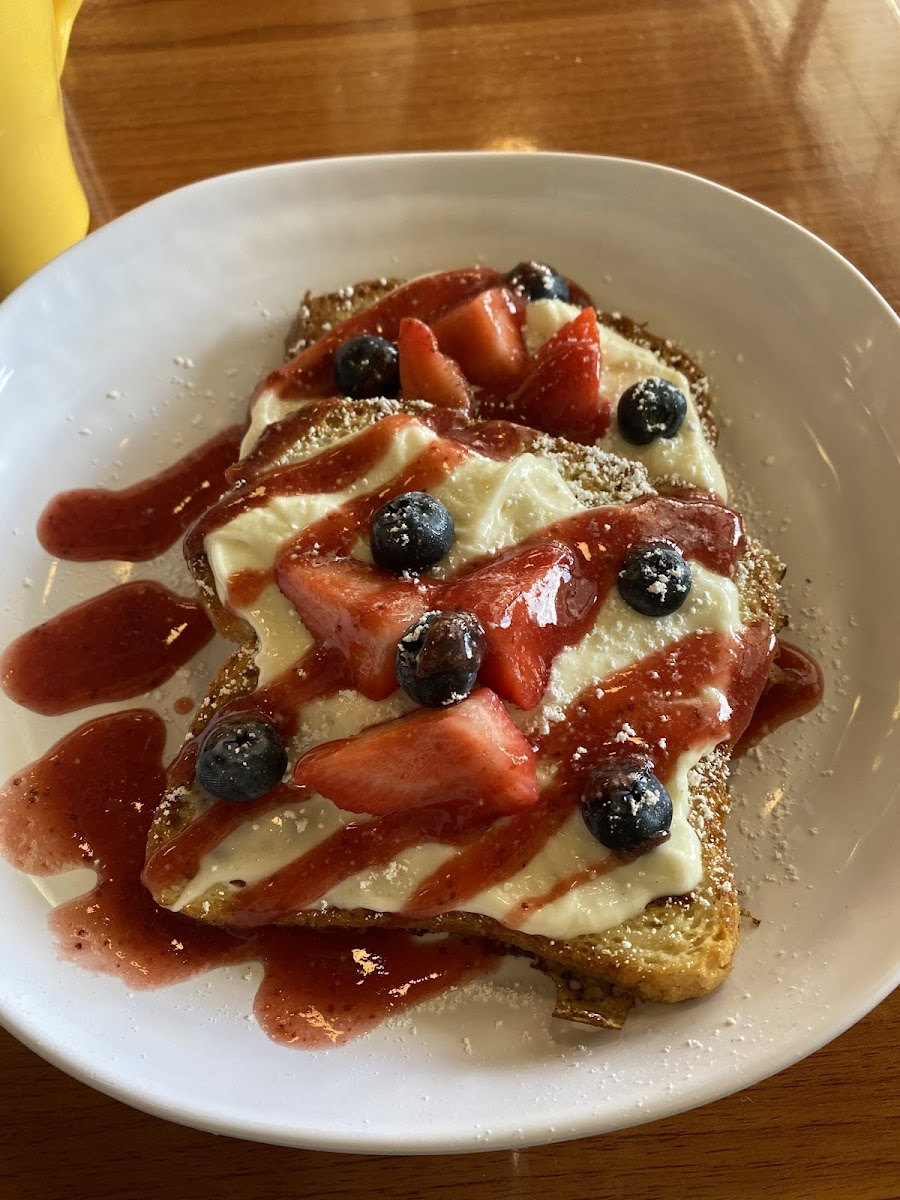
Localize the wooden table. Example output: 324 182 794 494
2 2 897 1196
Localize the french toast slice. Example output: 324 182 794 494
278 275 722 492
145 376 782 1025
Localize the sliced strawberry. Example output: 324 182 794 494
398 318 473 413
276 554 429 700
507 307 609 444
431 287 528 393
444 541 594 710
294 688 539 817
263 267 502 403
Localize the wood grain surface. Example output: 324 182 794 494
3 1 898 1197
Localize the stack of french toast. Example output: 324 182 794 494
142 262 783 1029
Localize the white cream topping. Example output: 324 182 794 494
240 389 300 459
429 452 584 575
532 567 742 734
174 765 705 940
524 299 727 500
184 427 744 935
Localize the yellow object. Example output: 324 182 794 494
0 0 89 297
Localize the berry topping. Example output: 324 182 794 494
443 540 592 710
286 267 501 392
617 377 688 445
506 261 570 302
505 307 609 444
398 317 473 413
275 554 426 701
395 610 485 708
617 541 692 617
333 334 400 400
370 491 454 575
580 758 673 853
196 716 287 802
431 286 527 392
293 688 539 818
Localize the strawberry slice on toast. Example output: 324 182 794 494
398 317 473 413
507 307 608 444
445 541 593 710
293 688 539 817
431 286 528 393
276 554 428 701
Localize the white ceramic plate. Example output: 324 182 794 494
0 153 897 1153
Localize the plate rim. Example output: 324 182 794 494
3 151 898 330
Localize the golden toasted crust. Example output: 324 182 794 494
284 278 404 358
536 961 634 1029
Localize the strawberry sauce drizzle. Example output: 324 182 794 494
185 414 415 564
226 566 274 610
142 788 298 896
185 413 477 579
0 710 248 987
503 857 621 929
0 264 823 1050
734 639 823 756
251 927 499 1049
0 581 214 716
173 621 775 929
258 267 501 403
225 802 487 929
402 623 775 921
191 409 525 582
37 425 245 562
403 795 573 919
230 400 530 498
162 646 350 800
277 436 470 564
158 475 754 923
539 623 777 776
143 646 351 895
229 398 350 486
0 711 496 1047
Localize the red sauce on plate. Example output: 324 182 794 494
0 581 214 716
252 926 498 1049
0 711 497 1047
38 425 245 562
734 639 824 756
0 710 247 986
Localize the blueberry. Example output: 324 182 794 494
617 541 692 617
333 334 400 400
507 261 570 303
617 377 688 445
371 492 454 574
196 715 287 802
580 758 672 854
396 611 485 708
